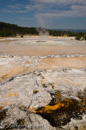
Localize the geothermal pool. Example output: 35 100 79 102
0 36 86 46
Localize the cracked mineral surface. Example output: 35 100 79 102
0 68 86 130
0 36 86 130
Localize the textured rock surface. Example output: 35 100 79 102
0 55 86 81
0 68 86 130
0 36 86 130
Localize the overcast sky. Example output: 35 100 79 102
0 0 86 29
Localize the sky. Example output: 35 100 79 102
0 0 86 29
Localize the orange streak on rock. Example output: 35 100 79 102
3 92 18 98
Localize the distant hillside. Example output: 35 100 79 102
50 29 86 33
0 22 86 39
0 22 38 37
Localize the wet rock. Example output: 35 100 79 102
0 109 7 122
8 76 15 81
33 90 39 94
34 98 82 127
74 126 78 130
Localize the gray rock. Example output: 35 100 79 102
0 106 54 130
0 69 86 129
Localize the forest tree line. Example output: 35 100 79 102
0 22 38 37
0 22 86 40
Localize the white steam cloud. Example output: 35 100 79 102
36 27 49 36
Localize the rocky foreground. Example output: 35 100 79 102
0 35 86 130
0 54 86 130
